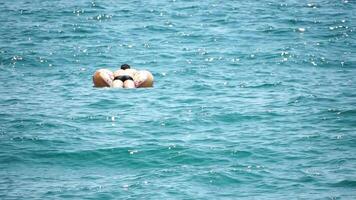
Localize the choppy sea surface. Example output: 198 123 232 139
0 0 355 199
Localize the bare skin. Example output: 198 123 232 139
93 67 154 88
123 80 135 88
114 69 154 88
112 80 123 88
113 69 136 88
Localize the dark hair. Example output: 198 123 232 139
121 64 131 70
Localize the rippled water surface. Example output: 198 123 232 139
0 0 355 199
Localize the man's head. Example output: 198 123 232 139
121 64 131 70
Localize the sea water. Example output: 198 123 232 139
0 0 355 199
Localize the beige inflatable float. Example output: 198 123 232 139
93 64 154 88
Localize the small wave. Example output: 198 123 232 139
174 5 200 11
87 99 121 109
212 112 262 123
287 95 317 105
245 82 282 88
261 27 293 34
229 150 252 158
319 108 356 117
145 25 174 32
0 155 24 163
330 180 356 188
186 83 213 91
89 14 112 21
72 27 95 34
339 109 356 116
297 175 317 183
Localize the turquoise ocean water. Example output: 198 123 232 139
1 0 355 199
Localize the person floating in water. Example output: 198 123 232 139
93 64 154 88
